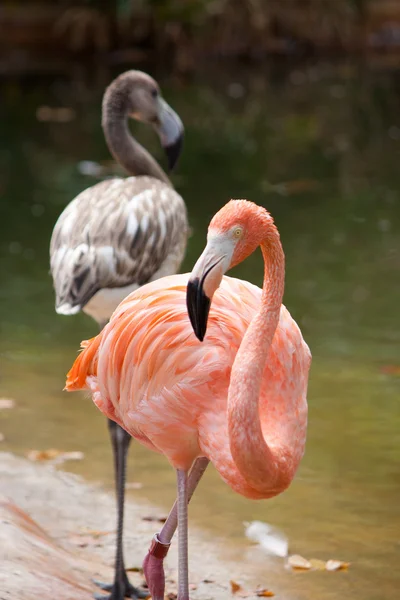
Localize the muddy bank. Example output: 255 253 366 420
0 452 253 600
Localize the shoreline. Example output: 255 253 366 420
0 451 256 600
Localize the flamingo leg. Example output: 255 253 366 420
94 419 147 600
160 457 209 542
177 469 189 600
143 457 209 600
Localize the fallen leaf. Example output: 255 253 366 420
287 555 350 573
126 566 142 573
309 558 327 571
244 520 288 557
78 529 112 538
142 515 167 523
202 578 215 584
325 559 350 571
287 555 312 570
166 593 177 600
27 449 61 461
229 581 265 598
230 580 242 594
68 534 103 548
26 449 84 464
0 398 15 409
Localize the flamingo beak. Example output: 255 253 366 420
156 98 184 171
186 237 233 342
186 277 211 342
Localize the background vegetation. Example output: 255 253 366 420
0 0 400 73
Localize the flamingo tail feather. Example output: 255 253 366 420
64 336 101 391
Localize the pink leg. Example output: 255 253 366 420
142 458 209 600
177 469 189 600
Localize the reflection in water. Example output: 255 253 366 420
0 63 399 600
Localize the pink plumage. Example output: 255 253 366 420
66 199 312 599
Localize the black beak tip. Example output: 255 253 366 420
196 330 205 342
186 278 210 343
164 133 183 171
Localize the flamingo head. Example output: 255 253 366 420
103 70 184 170
186 199 276 341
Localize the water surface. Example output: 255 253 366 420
0 61 399 599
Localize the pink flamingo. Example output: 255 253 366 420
66 199 311 600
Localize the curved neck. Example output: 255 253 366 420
228 229 287 496
102 97 171 185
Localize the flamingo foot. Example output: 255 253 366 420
93 576 149 600
142 534 171 600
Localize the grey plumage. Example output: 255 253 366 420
50 176 188 320
49 70 188 325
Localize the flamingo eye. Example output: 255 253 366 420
233 227 243 239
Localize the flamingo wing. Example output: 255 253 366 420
50 177 188 315
66 273 310 478
66 274 259 461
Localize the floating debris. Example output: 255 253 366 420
287 554 350 572
244 520 288 557
0 398 16 409
288 554 312 570
325 559 350 571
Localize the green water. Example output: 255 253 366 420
0 62 399 599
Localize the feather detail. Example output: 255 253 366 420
65 273 310 485
50 176 188 318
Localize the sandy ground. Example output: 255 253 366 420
0 451 248 600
